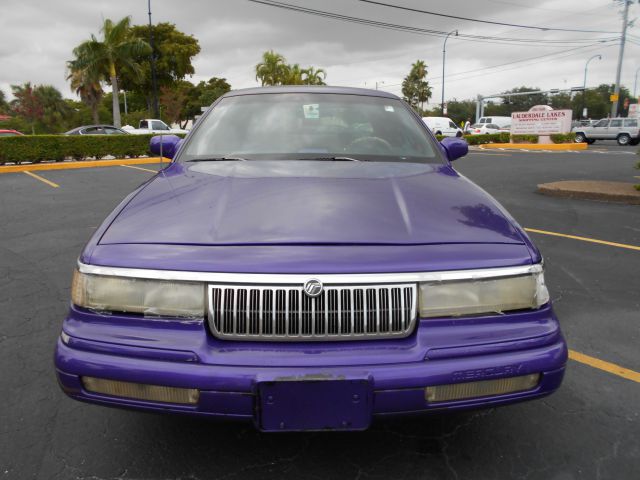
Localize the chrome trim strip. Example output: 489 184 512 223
77 262 542 284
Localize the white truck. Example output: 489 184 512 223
121 119 188 135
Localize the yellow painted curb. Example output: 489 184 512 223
0 157 168 174
479 143 588 151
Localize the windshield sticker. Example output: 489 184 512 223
384 105 395 112
303 104 320 119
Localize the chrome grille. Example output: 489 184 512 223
207 283 417 341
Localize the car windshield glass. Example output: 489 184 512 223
0 132 18 136
181 93 442 164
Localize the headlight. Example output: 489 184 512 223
419 267 549 318
71 270 205 318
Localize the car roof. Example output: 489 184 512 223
73 124 121 129
222 85 401 99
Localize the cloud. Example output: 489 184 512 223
1 0 637 107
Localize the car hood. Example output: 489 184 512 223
99 161 525 247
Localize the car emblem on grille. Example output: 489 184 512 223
303 279 323 298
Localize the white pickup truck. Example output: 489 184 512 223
121 119 188 135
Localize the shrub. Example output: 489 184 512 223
550 133 577 144
510 134 539 144
0 134 185 165
463 134 505 145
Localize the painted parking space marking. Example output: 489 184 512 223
569 349 640 383
120 164 159 174
23 171 59 188
525 228 640 252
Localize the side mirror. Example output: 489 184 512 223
440 136 468 162
150 135 183 160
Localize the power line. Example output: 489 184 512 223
340 42 617 94
359 0 620 34
246 1 618 47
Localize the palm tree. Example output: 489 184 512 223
255 50 288 86
67 61 104 124
284 64 304 85
302 67 327 85
71 17 150 127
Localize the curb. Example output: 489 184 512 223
0 157 168 174
479 143 588 151
538 180 640 205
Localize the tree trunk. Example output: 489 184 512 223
110 66 121 128
91 101 100 125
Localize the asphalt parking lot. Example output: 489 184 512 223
1 145 638 479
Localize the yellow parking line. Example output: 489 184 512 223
569 350 640 383
525 228 640 252
120 164 158 174
23 171 59 188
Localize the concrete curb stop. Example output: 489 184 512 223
538 180 640 205
479 143 588 151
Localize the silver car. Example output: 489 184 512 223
573 117 639 146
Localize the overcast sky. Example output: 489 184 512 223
1 0 638 107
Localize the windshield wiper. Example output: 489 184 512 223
300 156 361 162
186 156 248 162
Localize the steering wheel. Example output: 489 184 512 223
346 136 393 154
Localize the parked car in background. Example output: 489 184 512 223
55 86 566 432
0 129 24 136
65 125 129 135
122 119 188 135
469 123 501 135
477 116 511 128
421 117 463 137
572 117 640 146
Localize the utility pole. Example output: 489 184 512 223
634 66 640 98
148 0 160 118
582 54 601 119
611 0 630 118
441 30 458 116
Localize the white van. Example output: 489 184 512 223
478 116 511 128
421 117 463 137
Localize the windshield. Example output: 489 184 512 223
180 93 442 163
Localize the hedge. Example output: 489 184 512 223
0 134 185 165
550 133 576 144
510 134 539 144
435 133 510 145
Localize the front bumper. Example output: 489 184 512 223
55 319 567 430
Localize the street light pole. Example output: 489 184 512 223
634 66 640 99
582 54 601 119
611 0 630 118
148 0 160 118
441 29 458 116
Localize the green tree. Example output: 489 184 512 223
67 61 104 124
120 23 201 111
34 85 72 132
71 17 151 127
255 50 327 86
10 83 44 134
0 90 9 114
302 66 326 85
255 50 289 86
401 60 432 112
196 77 232 106
443 99 477 125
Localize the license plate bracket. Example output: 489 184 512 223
258 378 372 432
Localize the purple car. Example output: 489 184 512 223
55 86 567 431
